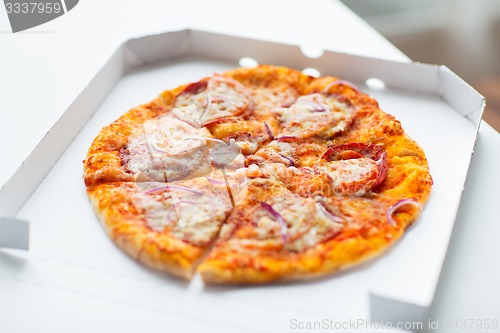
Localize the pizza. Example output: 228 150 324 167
83 65 433 284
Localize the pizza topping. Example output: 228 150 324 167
145 116 209 155
206 120 274 155
274 93 356 139
123 115 212 182
250 143 387 197
170 194 230 228
205 177 226 185
135 180 232 246
144 184 203 195
169 104 202 128
264 122 274 140
184 137 242 163
208 139 241 167
251 86 299 111
320 143 388 192
207 167 249 206
174 75 252 126
182 80 208 95
247 140 296 166
274 94 331 139
199 93 212 122
277 153 295 166
181 136 241 167
260 201 289 242
324 80 361 94
183 136 226 145
218 192 346 252
294 97 328 112
220 194 316 251
386 198 422 226
315 201 344 224
317 158 380 196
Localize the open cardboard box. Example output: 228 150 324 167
0 29 484 331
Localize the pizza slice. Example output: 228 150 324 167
87 171 247 279
196 171 387 284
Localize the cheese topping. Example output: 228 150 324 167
251 86 298 111
274 93 355 139
134 180 233 246
247 140 296 166
220 193 343 252
174 75 252 125
207 120 274 155
317 158 379 196
123 114 212 182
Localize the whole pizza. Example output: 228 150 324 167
83 65 433 284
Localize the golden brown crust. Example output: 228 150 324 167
84 65 432 284
83 99 168 186
87 182 207 280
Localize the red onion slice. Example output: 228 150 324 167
316 202 343 224
199 93 212 123
183 136 226 145
301 167 316 175
144 134 166 153
150 140 165 153
169 111 201 128
264 122 274 140
173 200 198 207
296 100 327 112
205 177 226 185
165 205 178 225
145 184 203 195
324 80 361 94
260 202 289 242
278 153 295 167
276 135 297 141
386 199 422 226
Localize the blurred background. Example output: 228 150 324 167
340 0 500 132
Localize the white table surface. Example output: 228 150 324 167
1 0 499 332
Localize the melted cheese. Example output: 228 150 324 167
251 87 298 110
174 76 251 125
134 181 232 246
318 99 356 138
124 114 212 182
273 94 328 137
223 193 344 252
275 93 355 139
249 140 295 166
317 158 378 196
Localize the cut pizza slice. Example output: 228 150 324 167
197 177 399 284
86 174 245 280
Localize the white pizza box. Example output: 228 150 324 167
0 29 484 331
